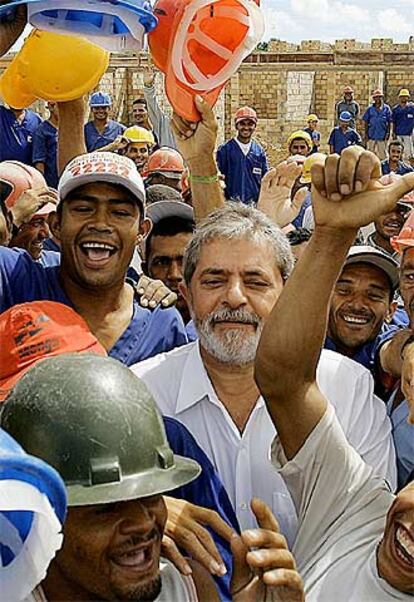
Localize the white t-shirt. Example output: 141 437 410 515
132 343 396 545
273 405 410 601
24 559 198 602
235 138 252 155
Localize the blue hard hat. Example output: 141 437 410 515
89 91 112 107
0 0 158 51
339 111 352 122
0 428 67 600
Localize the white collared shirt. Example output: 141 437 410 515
132 342 396 544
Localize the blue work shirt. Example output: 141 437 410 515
84 119 126 152
304 127 321 153
32 120 59 188
166 416 238 601
217 138 268 204
0 247 188 366
363 104 392 140
0 106 42 164
42 238 60 252
292 189 312 228
324 324 398 377
392 104 414 136
328 126 362 154
381 159 414 176
387 392 414 490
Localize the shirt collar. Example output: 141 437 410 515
175 341 265 414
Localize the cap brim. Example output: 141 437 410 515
67 454 201 506
146 201 194 225
59 171 145 210
147 171 182 180
345 248 399 290
33 202 57 217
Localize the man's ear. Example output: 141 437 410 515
385 300 398 323
179 281 190 306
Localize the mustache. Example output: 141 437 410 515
110 528 159 557
208 307 262 327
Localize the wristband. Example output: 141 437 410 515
188 173 219 184
400 334 414 360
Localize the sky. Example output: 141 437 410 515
262 0 414 43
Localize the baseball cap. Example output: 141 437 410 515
146 200 194 225
58 152 146 211
339 111 352 122
0 301 106 402
344 246 399 291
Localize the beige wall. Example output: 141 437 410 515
1 39 413 167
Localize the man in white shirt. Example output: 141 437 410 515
255 145 414 599
132 201 397 546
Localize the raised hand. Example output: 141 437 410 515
11 187 58 228
231 498 305 602
171 95 217 165
143 64 156 88
257 163 308 228
311 147 414 231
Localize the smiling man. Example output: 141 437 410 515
84 92 126 153
133 202 396 548
325 246 399 379
217 106 268 204
366 196 412 259
0 152 187 364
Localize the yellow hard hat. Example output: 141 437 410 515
13 30 109 103
0 56 37 108
300 153 326 184
124 126 155 145
307 114 319 122
399 89 410 97
287 130 312 149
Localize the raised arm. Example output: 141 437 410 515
255 147 414 459
57 98 87 174
172 96 224 221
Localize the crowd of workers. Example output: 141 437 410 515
0 15 414 602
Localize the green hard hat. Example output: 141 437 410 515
0 354 201 506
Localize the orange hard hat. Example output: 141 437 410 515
234 106 257 124
391 209 414 254
146 147 185 175
0 161 47 211
148 0 264 121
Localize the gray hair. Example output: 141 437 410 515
183 202 294 286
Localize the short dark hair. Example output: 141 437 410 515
388 140 404 152
286 228 312 246
145 216 194 259
146 185 182 205
133 98 147 108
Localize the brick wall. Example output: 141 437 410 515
1 38 413 167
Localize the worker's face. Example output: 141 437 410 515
373 96 383 107
374 205 410 241
125 143 150 171
133 104 148 126
10 215 50 260
377 482 414 595
235 118 256 143
328 263 394 352
344 92 353 101
92 106 110 121
308 120 318 131
182 237 284 366
400 96 409 106
51 496 167 601
289 139 309 156
147 231 193 320
389 145 404 163
58 182 150 292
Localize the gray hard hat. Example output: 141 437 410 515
0 354 200 506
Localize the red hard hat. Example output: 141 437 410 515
392 210 414 254
146 147 185 175
234 106 257 124
0 161 47 210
